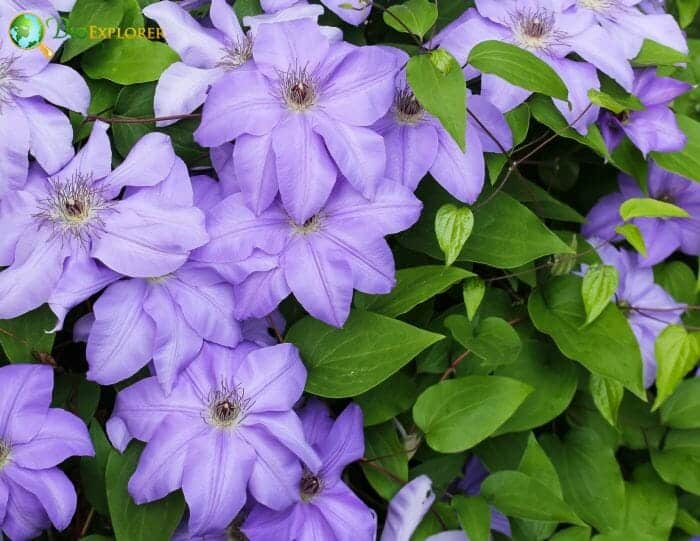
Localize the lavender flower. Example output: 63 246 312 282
0 121 208 324
194 178 422 327
380 475 435 541
0 2 88 195
584 163 700 266
585 242 685 387
244 399 376 541
575 0 686 60
260 0 371 26
107 342 320 537
599 69 690 155
0 365 93 541
375 66 513 203
194 18 400 221
432 0 615 133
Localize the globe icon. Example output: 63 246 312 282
8 13 45 50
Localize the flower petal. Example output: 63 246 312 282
0 103 30 195
0 364 52 443
15 64 90 113
234 266 291 319
55 120 112 182
380 121 439 191
273 113 338 223
430 124 485 204
380 475 435 541
154 63 223 127
624 106 687 156
318 403 364 480
234 133 279 215
282 236 353 327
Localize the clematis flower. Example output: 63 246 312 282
0 2 88 195
575 0 686 60
259 0 371 25
244 399 376 541
380 475 435 541
0 121 208 323
584 242 685 387
599 69 690 155
432 0 609 133
107 342 320 537
0 365 93 541
194 18 400 222
193 178 422 327
375 64 513 203
583 162 700 266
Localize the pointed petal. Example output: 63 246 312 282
468 94 514 152
319 484 377 541
380 475 436 541
182 430 255 533
15 64 90 113
154 63 223 127
282 236 353 327
0 364 52 443
570 26 634 90
318 403 364 480
430 125 485 203
624 106 687 155
548 57 600 135
55 120 112 183
273 113 338 223
234 266 291 320
85 280 156 385
234 133 279 215
381 121 438 190
0 103 30 195
210 0 245 40
252 19 329 77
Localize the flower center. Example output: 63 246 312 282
511 8 565 51
0 440 10 469
657 192 675 204
395 88 424 125
614 110 631 124
280 66 317 111
147 274 172 284
217 37 253 70
300 469 323 502
291 213 323 235
578 0 618 12
35 173 111 244
205 382 252 429
0 56 20 112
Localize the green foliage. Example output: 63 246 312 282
581 264 619 326
383 0 437 38
62 0 126 61
287 310 444 397
434 204 474 266
0 305 56 363
652 115 700 182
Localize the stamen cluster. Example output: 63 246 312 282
510 8 567 52
394 88 424 125
217 37 254 70
205 381 253 428
279 66 318 111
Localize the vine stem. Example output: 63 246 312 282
84 112 202 124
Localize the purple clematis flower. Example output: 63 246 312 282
583 163 700 266
143 0 256 127
599 69 690 155
107 342 320 537
575 0 686 60
380 475 435 541
0 121 208 323
244 399 376 541
193 177 422 327
0 365 93 541
432 0 610 133
375 62 513 203
69 175 240 393
260 0 371 25
585 242 685 387
0 2 89 195
194 18 400 221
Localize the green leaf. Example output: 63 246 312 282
355 372 418 426
468 40 568 101
445 315 522 367
407 50 466 149
287 310 444 398
355 265 474 318
62 0 126 61
615 224 647 257
81 421 111 515
410 454 465 494
661 378 700 429
652 115 700 182
462 277 486 321
587 75 643 115
398 185 573 269
619 197 689 220
503 175 585 223
494 340 578 435
435 204 474 266
0 305 56 363
361 422 407 500
519 433 561 495
634 39 689 66
413 375 532 452
82 37 179 84
70 78 121 142
677 0 700 27
452 495 491 541
653 325 700 409
550 527 591 541
651 443 700 496
481 471 583 524
589 373 625 427
106 443 185 541
383 0 437 38
528 275 645 398
542 429 626 532
654 261 697 304
234 0 262 18
529 95 609 158
581 264 619 326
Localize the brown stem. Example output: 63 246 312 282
79 508 95 538
439 350 471 382
360 457 405 483
84 112 202 124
